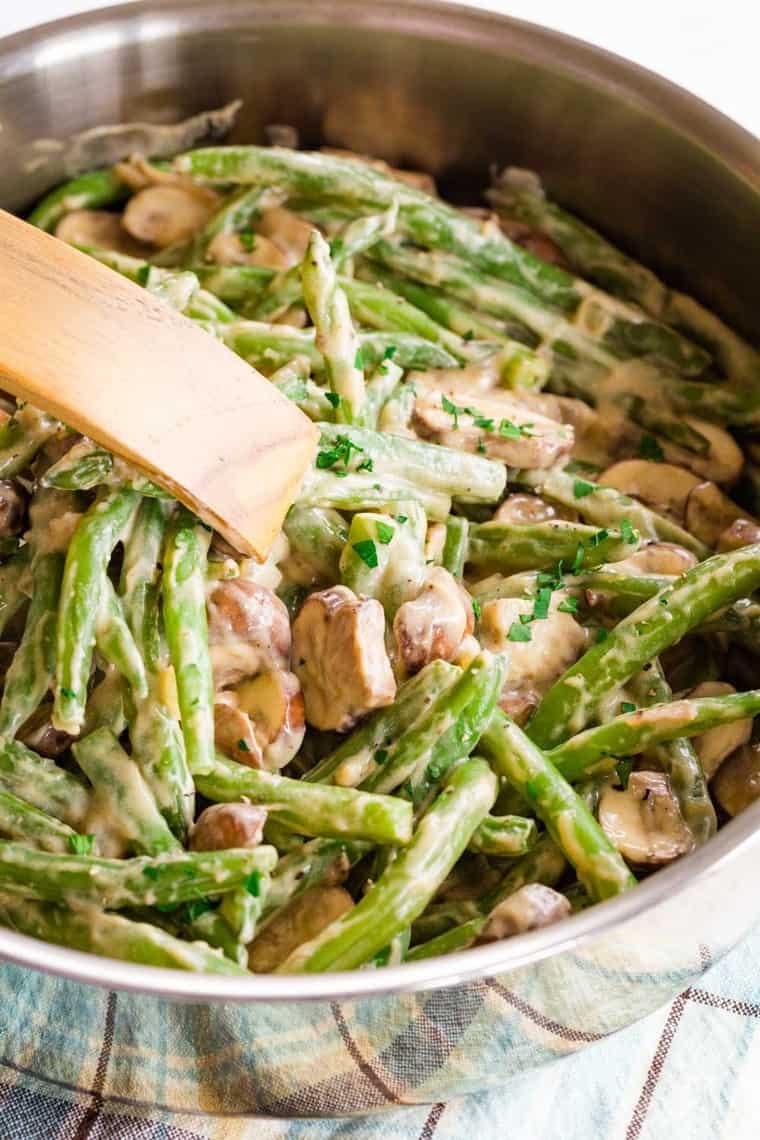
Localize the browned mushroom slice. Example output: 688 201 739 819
475 883 571 944
411 390 573 468
207 580 291 689
122 185 216 248
659 419 743 485
55 209 152 257
256 207 317 264
292 586 397 731
189 802 268 851
206 231 292 269
687 681 753 779
684 480 759 549
234 670 306 770
598 460 700 521
712 742 760 817
598 771 695 865
213 691 263 766
498 688 540 726
494 493 572 525
480 595 586 698
17 704 73 759
393 566 473 676
606 542 697 578
248 884 354 972
718 518 760 552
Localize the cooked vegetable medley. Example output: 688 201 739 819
3 122 760 975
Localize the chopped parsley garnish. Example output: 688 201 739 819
441 394 462 429
473 416 495 431
532 587 552 621
588 528 610 548
571 543 586 576
143 865 161 881
395 514 408 524
245 871 262 897
376 521 395 545
558 597 579 615
353 539 378 568
573 478 595 499
498 418 533 440
239 227 256 252
60 686 76 699
463 329 475 342
638 434 665 462
354 347 364 371
325 392 341 409
659 596 669 606
616 759 634 790
471 597 482 622
136 264 151 286
621 701 637 714
236 739 251 752
596 627 609 644
356 458 374 473
328 236 344 259
68 833 95 856
477 439 487 455
382 345 397 362
374 748 389 766
508 621 532 643
315 433 363 472
185 898 214 921
620 518 637 544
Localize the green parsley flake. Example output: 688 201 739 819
471 598 482 622
375 748 389 765
60 686 76 699
185 898 214 921
659 596 669 607
638 434 665 462
596 627 609 644
236 739 251 752
532 587 552 621
571 543 586 575
621 701 637 714
498 418 522 441
508 621 532 643
382 345 397 362
356 458 374 473
616 759 634 790
143 865 161 881
68 833 95 856
354 347 364 371
473 416 496 431
353 539 378 568
136 264 151 287
463 329 475 341
239 228 256 252
441 394 461 429
588 528 609 548
558 597 579 615
395 514 408 524
315 433 363 471
245 870 262 898
573 479 595 499
376 521 395 545
619 518 636 544
325 392 341 409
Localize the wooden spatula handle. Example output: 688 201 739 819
0 209 318 558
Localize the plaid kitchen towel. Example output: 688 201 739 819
0 920 758 1140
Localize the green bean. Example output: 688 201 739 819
0 406 62 479
278 757 497 972
302 229 365 422
196 753 413 846
305 660 460 786
94 577 148 699
0 894 248 974
528 544 760 748
441 516 469 578
517 466 709 557
28 168 129 231
192 263 273 306
341 277 471 361
0 789 78 853
73 729 181 856
482 711 636 900
283 505 348 585
467 520 640 574
0 546 31 636
467 814 539 857
298 468 452 522
54 488 139 734
0 839 276 909
0 553 63 737
162 507 215 776
339 511 426 616
185 185 274 264
262 837 364 920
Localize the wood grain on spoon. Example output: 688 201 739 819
0 208 318 558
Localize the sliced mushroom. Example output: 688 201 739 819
55 209 152 257
113 156 220 200
256 207 316 264
605 542 697 578
475 884 571 944
17 705 72 759
598 771 694 865
189 803 268 851
0 482 27 538
207 580 291 689
213 691 263 766
598 460 700 520
498 688 540 726
411 389 573 469
718 518 760 551
480 594 587 701
687 681 753 779
206 230 292 269
234 669 306 770
494 493 565 525
292 586 397 731
659 418 743 485
712 742 760 817
122 185 216 248
393 566 474 675
248 884 354 971
683 481 753 547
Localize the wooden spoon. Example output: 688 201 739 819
0 209 318 558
